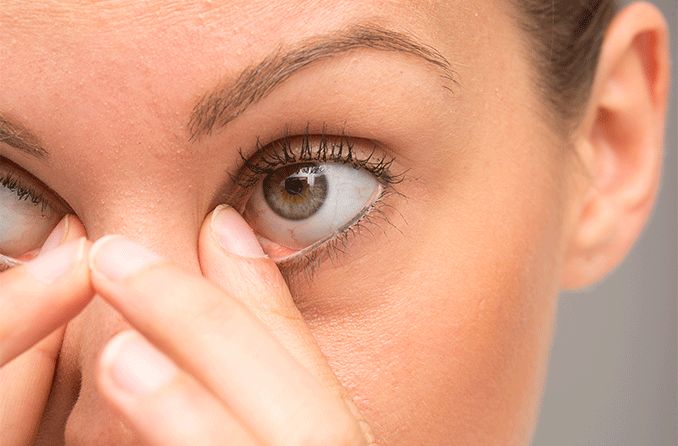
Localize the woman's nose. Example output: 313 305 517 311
42 207 207 445
82 201 206 272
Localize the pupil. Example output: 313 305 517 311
262 162 329 221
284 177 306 196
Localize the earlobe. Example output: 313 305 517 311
561 2 670 290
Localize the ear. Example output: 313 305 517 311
560 2 671 290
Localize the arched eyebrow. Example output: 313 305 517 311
0 115 48 159
187 23 455 142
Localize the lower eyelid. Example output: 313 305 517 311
270 189 399 281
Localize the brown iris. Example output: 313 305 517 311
263 163 329 220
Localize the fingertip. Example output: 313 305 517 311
199 206 283 292
40 215 87 255
63 214 88 241
96 331 139 412
39 215 71 253
89 235 164 283
24 237 89 285
97 330 131 392
88 235 122 277
208 205 267 259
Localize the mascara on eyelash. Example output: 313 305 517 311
0 173 51 213
232 131 406 191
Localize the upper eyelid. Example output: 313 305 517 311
222 133 403 204
239 133 399 178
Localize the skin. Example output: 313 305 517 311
0 1 670 445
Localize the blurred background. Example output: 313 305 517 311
533 1 677 445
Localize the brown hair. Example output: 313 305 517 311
514 1 618 126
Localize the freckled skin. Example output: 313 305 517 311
0 1 664 445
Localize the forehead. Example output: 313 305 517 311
0 1 505 58
0 0 517 187
0 1 455 118
1 1 441 41
0 0 500 143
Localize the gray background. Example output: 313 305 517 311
533 0 678 445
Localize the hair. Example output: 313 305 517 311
514 0 618 127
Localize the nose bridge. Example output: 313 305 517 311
80 191 205 274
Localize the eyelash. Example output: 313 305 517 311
0 172 50 214
0 161 62 271
226 130 408 281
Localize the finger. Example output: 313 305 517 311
90 236 367 446
0 216 92 366
198 205 340 385
0 215 93 446
97 330 259 446
198 205 373 435
0 334 63 446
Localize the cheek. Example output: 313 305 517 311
292 146 569 445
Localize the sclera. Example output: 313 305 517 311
244 163 382 252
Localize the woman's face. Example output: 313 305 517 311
2 1 581 444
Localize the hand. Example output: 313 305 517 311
0 216 93 446
90 205 375 446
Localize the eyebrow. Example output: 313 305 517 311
0 115 48 159
187 23 455 142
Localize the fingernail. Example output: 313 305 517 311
40 215 70 253
25 238 85 284
211 205 266 258
102 331 177 395
90 236 162 281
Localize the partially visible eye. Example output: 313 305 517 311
0 158 70 269
244 161 381 256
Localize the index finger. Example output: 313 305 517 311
0 237 93 366
0 215 94 446
90 236 368 446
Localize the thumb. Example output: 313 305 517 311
198 205 373 440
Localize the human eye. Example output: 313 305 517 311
0 157 71 271
226 130 406 276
